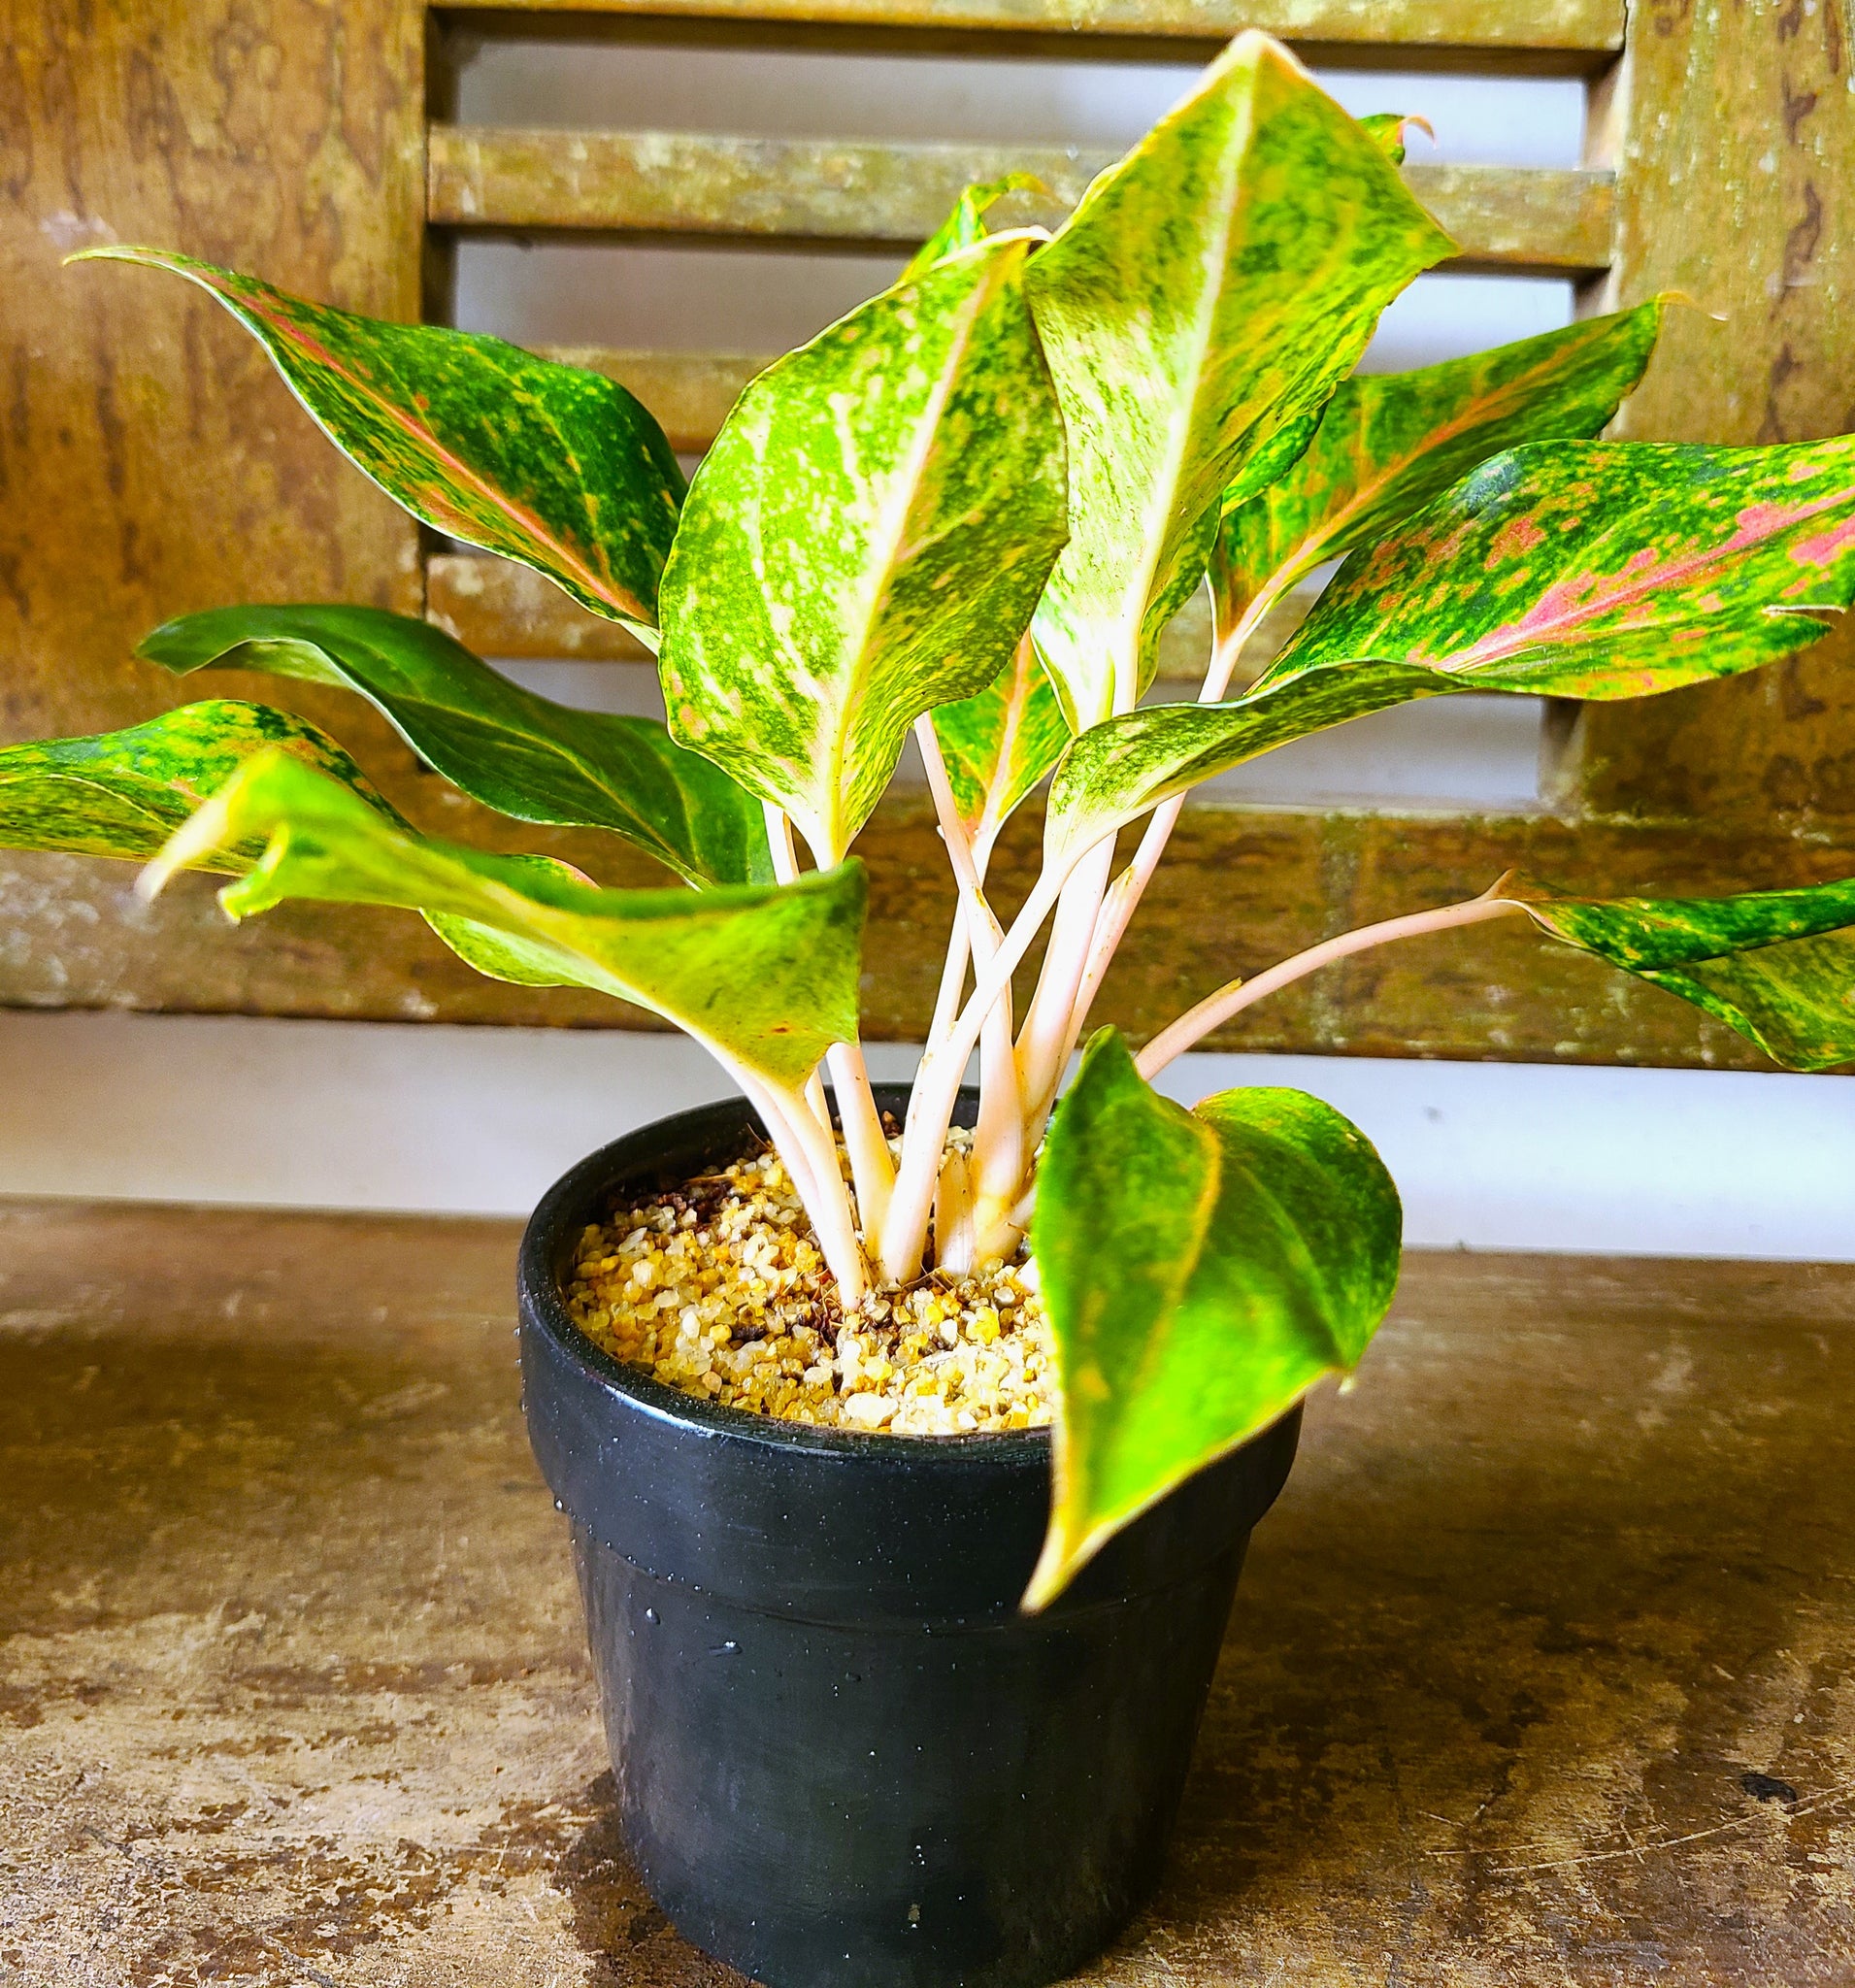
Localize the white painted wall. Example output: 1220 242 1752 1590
2 1011 1851 1261
4 36 1849 1260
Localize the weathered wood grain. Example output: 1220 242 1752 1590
3 1197 1848 1980
0 0 427 743
6 0 1849 1069
434 0 1627 63
1561 0 1855 836
428 126 1614 276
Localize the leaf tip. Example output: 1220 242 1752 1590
138 749 273 903
1018 1540 1069 1615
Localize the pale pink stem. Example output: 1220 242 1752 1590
1044 584 1282 1122
911 717 1023 1259
918 915 971 1080
755 802 871 1295
1135 893 1525 1080
1013 837 1115 1130
734 1069 870 1306
827 1040 895 1241
880 864 1068 1285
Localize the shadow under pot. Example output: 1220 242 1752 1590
518 1087 1301 1988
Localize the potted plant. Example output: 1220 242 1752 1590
4 30 1853 1985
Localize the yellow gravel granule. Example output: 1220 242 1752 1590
565 1142 1052 1436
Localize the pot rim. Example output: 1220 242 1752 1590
518 1087 1052 1474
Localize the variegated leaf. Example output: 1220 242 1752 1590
1268 434 1855 696
140 603 770 886
0 702 625 994
1023 31 1453 729
1046 434 1855 869
658 232 1068 863
1210 302 1665 648
0 700 393 868
929 638 1071 866
148 750 866 1090
901 173 1045 281
74 248 684 637
1026 1028 1400 1607
1500 874 1855 1072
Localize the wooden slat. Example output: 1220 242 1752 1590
0 0 425 756
424 549 1308 679
6 788 1849 1067
1555 0 1855 841
435 0 1627 62
429 124 1614 276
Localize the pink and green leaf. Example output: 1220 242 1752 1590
901 173 1046 281
1024 33 1454 728
1047 435 1855 869
659 232 1068 864
1211 301 1666 646
0 700 397 868
73 248 684 636
140 603 770 886
146 750 867 1090
1269 434 1855 697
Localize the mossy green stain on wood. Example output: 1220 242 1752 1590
1024 31 1453 730
140 604 770 888
658 231 1067 863
74 248 685 637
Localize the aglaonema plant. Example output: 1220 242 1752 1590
6 32 1854 1607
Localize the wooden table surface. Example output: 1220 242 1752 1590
1 1198 1851 1986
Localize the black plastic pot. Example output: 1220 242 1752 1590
518 1089 1300 1988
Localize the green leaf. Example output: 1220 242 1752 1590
1027 1029 1401 1608
929 640 1071 865
658 232 1068 863
1210 301 1665 645
422 854 604 989
149 750 865 1090
901 173 1045 281
140 603 770 887
1023 31 1453 728
73 248 684 637
0 700 395 869
1502 874 1855 1072
1046 433 1855 870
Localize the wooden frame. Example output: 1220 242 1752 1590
3 0 1850 1067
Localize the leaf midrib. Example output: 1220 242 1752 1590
820 249 1006 859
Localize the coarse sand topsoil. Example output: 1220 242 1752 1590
565 1134 1053 1436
